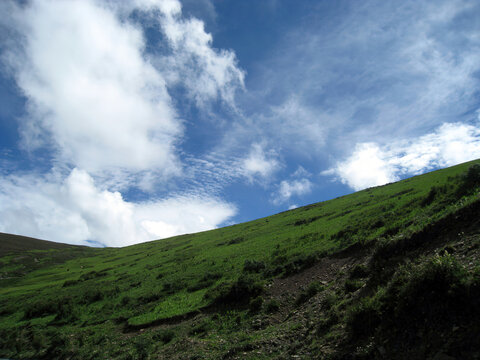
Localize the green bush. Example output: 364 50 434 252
249 296 264 312
348 254 480 346
79 270 106 281
24 299 59 319
344 279 363 293
265 299 280 313
346 291 383 339
243 259 266 273
187 272 222 292
189 319 212 336
276 253 318 277
81 288 104 304
349 264 369 279
153 329 175 343
62 279 79 287
163 280 185 295
295 281 324 305
204 274 263 306
457 164 480 197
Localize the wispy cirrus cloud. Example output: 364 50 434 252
239 0 480 156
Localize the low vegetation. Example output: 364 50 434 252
1 159 479 359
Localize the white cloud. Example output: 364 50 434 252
2 0 245 175
241 143 279 181
5 0 181 176
152 1 245 107
0 168 236 247
326 143 398 191
327 122 480 190
274 178 312 204
0 0 245 246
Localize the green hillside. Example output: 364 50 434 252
1 160 479 359
0 232 84 257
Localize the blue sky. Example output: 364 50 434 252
0 0 479 247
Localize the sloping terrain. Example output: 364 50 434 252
0 160 479 359
0 232 80 257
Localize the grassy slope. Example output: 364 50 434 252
0 159 479 359
0 232 81 257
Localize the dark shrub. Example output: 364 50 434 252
24 299 59 319
153 329 175 343
295 281 324 306
265 299 280 313
137 292 162 304
62 279 79 287
79 270 106 281
349 264 369 279
346 294 383 339
344 279 363 293
81 288 104 304
281 253 318 277
458 163 480 196
204 274 263 306
421 186 438 207
189 319 212 336
187 272 222 292
163 280 185 295
243 259 266 273
228 236 245 245
349 254 480 349
249 296 264 312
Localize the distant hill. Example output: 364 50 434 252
0 232 78 257
0 159 479 359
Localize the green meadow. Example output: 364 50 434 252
1 159 479 359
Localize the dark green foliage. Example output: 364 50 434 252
347 254 480 352
79 270 106 281
265 299 280 313
271 253 318 277
349 264 369 279
295 281 324 305
228 236 245 245
62 279 79 287
163 280 185 295
346 291 383 339
53 300 76 323
204 274 263 306
24 296 76 323
243 259 266 273
136 292 162 304
293 216 320 226
421 186 438 207
24 298 61 319
457 163 480 197
121 295 132 306
344 278 363 293
189 319 212 336
153 329 175 343
81 287 104 304
188 271 222 292
249 296 264 312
